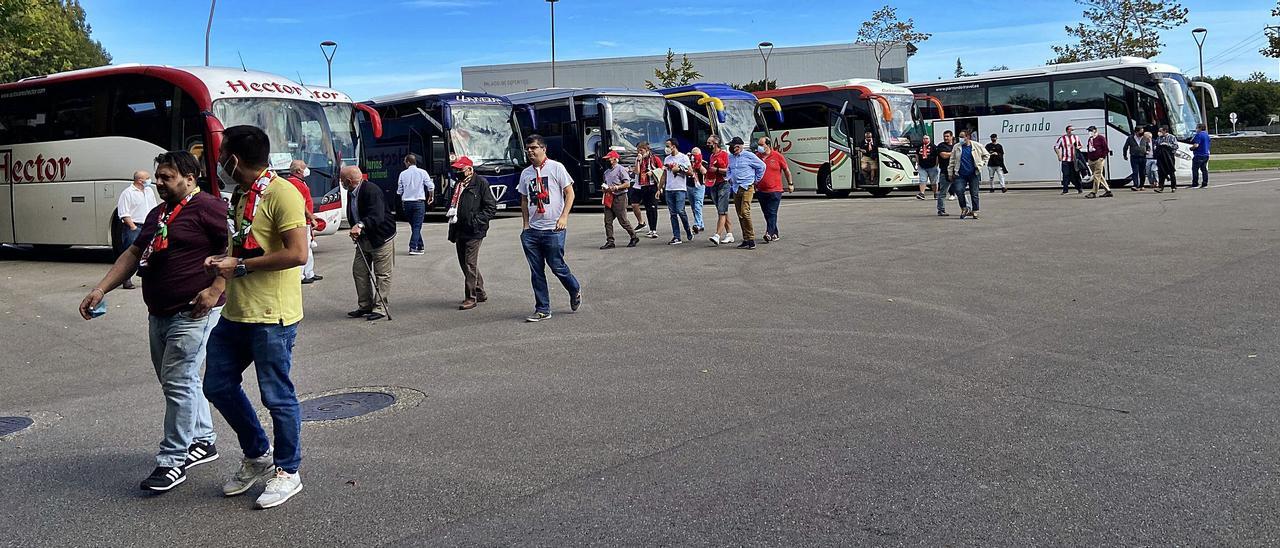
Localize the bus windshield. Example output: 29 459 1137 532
718 99 759 144
322 103 358 166
873 93 918 147
212 98 338 176
450 104 524 168
607 96 669 151
1155 74 1202 140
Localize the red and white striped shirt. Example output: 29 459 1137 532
1055 134 1082 162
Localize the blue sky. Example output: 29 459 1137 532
86 0 1277 100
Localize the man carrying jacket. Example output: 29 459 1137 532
446 157 498 310
946 129 988 220
1085 125 1114 198
343 165 396 320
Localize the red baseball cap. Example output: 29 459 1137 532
604 150 620 160
450 156 473 169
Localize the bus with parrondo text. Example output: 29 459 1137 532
0 64 342 249
360 89 525 216
508 87 671 205
755 79 933 197
907 57 1220 185
658 83 784 154
300 85 384 235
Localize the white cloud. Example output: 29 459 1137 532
595 41 619 48
334 71 456 88
401 0 486 7
700 27 742 34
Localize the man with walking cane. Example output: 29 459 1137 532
341 166 396 321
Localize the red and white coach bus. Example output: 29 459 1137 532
0 64 341 249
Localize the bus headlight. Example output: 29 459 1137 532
881 157 904 171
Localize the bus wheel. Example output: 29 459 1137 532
868 188 893 198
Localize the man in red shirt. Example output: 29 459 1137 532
703 135 735 245
754 136 793 242
286 160 322 283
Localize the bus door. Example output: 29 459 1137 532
849 116 872 187
1105 93 1134 184
827 107 854 193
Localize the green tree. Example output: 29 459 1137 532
0 0 111 83
1263 1 1280 58
856 5 931 80
732 79 777 93
989 64 1010 71
1204 74 1280 127
954 58 976 78
1049 0 1188 63
644 49 701 90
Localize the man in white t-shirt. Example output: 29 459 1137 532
660 139 693 244
518 134 580 323
116 170 158 289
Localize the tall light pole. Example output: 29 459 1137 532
758 41 774 90
1191 27 1208 122
547 0 559 87
204 0 216 66
320 41 338 88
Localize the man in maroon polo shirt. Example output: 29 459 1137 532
80 151 229 492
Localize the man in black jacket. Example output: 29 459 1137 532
342 165 396 320
445 157 498 310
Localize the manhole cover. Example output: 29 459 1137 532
300 392 396 421
0 416 33 436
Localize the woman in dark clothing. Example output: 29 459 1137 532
445 157 499 309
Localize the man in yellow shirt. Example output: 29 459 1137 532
201 125 309 510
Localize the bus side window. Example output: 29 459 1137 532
111 77 175 149
48 85 108 141
0 89 50 144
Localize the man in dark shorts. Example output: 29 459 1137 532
704 135 734 245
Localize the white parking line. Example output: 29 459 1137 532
1212 177 1280 188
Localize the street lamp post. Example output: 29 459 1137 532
757 41 774 90
1192 27 1208 122
547 0 559 87
320 41 338 88
204 0 216 66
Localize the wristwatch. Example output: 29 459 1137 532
234 258 248 278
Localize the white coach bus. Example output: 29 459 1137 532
0 64 341 249
907 57 1218 185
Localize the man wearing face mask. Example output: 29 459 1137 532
660 139 693 244
446 157 498 310
200 125 310 510
725 136 766 250
946 129 987 219
1084 125 1113 198
80 151 228 493
116 170 159 289
285 161 322 284
343 165 397 321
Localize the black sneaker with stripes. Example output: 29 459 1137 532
140 466 186 491
184 441 219 469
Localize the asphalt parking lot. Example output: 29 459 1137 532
2 171 1279 546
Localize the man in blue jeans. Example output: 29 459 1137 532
81 151 227 492
397 153 435 255
660 138 693 244
518 134 581 322
946 130 988 220
202 126 310 509
1190 123 1211 188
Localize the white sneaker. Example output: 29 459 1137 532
947 194 957 201
722 233 736 244
254 469 302 509
222 452 276 496
709 234 721 246
647 230 658 239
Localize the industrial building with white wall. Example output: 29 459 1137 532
461 43 912 95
